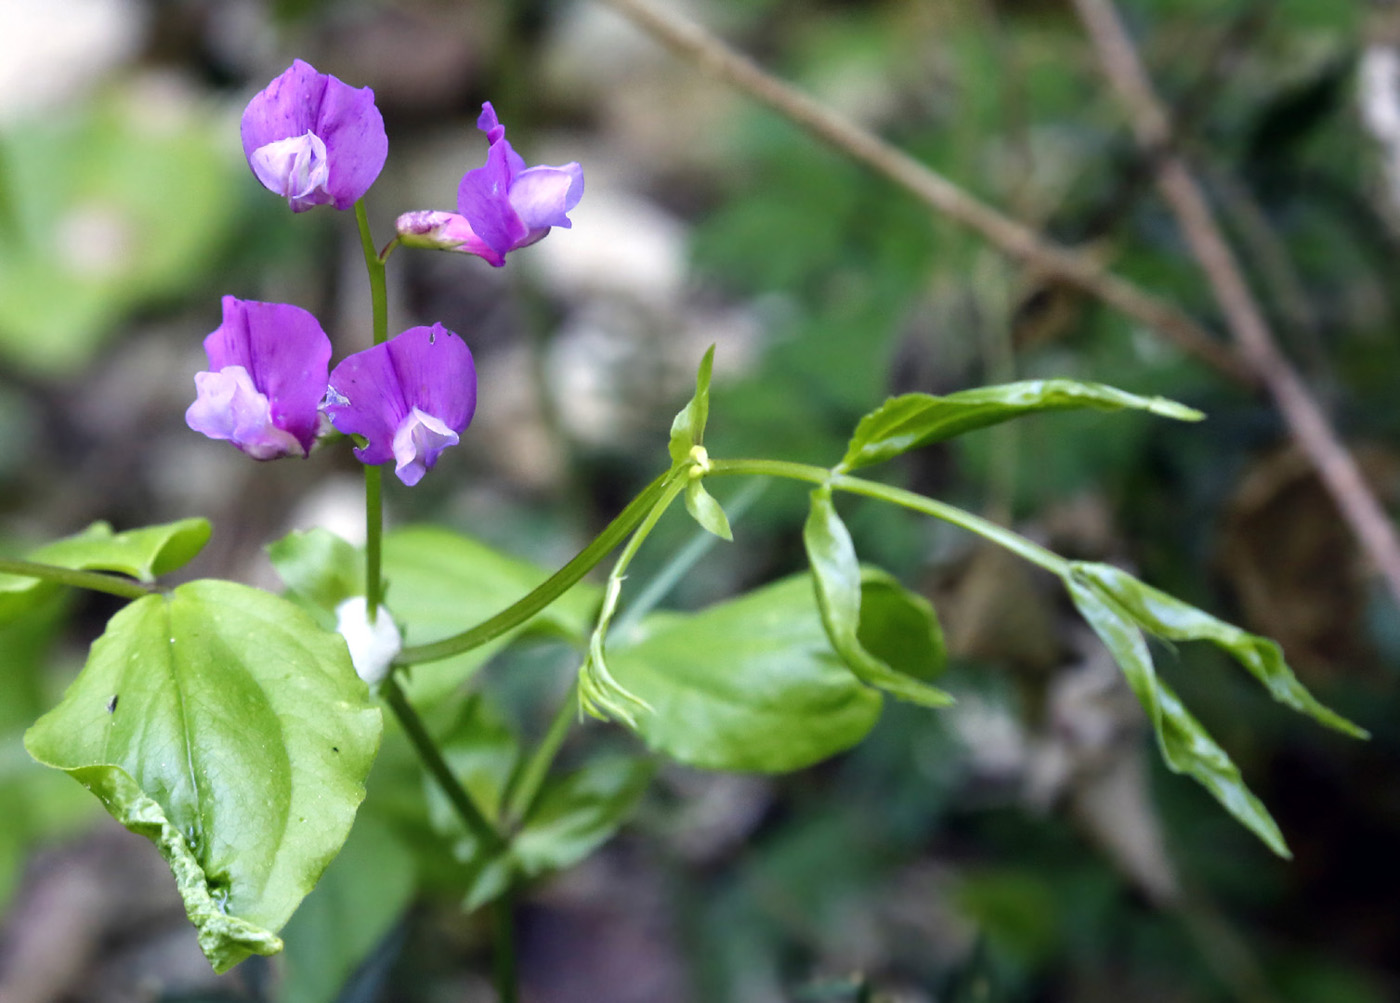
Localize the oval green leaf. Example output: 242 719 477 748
24 580 382 972
839 380 1204 472
607 574 884 772
0 518 211 622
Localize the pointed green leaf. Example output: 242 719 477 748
685 480 734 541
803 487 953 708
1070 562 1365 739
381 527 603 707
266 528 364 629
668 345 716 467
0 519 211 622
607 574 884 772
24 580 383 971
838 380 1204 472
424 698 650 910
1065 573 1289 857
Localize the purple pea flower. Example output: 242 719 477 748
186 297 332 460
241 59 388 212
322 324 477 486
393 102 582 266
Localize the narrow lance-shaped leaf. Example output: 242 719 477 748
685 480 733 542
838 380 1203 473
803 486 953 708
25 580 382 971
668 344 716 467
0 518 212 622
1070 562 1366 739
1065 574 1289 857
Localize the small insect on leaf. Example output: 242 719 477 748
107 695 119 714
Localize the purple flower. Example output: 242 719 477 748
449 102 584 266
241 59 388 212
186 297 332 459
322 325 477 486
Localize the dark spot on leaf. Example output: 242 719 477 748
107 695 119 713
332 746 340 753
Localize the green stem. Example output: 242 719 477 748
504 679 580 827
394 471 674 666
381 676 505 853
493 887 519 1003
355 199 390 620
707 458 1068 576
0 558 155 601
355 200 389 346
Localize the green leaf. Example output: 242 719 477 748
668 345 716 467
685 480 734 541
1070 562 1366 739
279 814 416 1003
608 574 884 772
24 581 383 971
425 698 651 910
266 528 364 629
1065 573 1289 857
0 518 211 622
856 567 947 683
381 527 602 707
803 487 953 708
838 380 1204 472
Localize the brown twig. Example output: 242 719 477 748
1068 0 1400 610
595 0 1251 384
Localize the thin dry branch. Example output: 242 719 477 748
1068 0 1400 609
595 0 1250 383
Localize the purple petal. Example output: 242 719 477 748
391 407 460 486
394 210 503 265
477 101 506 145
314 73 388 209
509 162 584 231
247 131 332 211
198 296 332 455
457 139 529 261
239 59 386 211
240 60 325 160
186 367 304 460
324 324 477 481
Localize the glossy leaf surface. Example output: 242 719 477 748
839 380 1203 472
0 518 211 622
1065 573 1289 856
24 580 382 971
804 487 953 708
607 574 885 772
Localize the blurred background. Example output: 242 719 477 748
1 0 1398 1000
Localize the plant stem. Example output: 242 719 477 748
706 458 1068 576
504 679 580 827
0 558 155 601
394 471 674 666
381 676 505 853
355 199 390 620
493 887 519 1003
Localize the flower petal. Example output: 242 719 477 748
324 324 477 477
314 73 388 209
197 297 331 456
240 59 324 159
394 210 503 265
391 407 460 486
509 162 584 232
186 366 306 460
457 139 530 261
248 131 332 211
